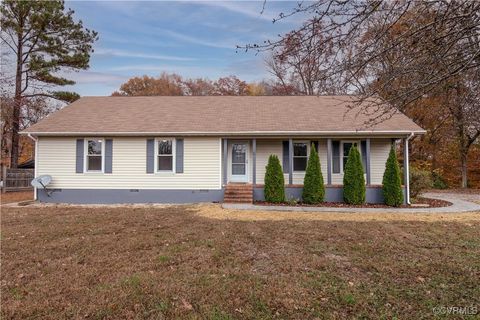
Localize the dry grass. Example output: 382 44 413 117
197 204 480 223
0 190 33 204
2 204 479 319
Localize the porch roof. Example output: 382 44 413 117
22 96 425 136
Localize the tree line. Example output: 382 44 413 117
110 73 294 97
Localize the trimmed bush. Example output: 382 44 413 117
409 166 433 199
382 147 404 206
302 144 325 204
264 154 285 203
343 144 366 204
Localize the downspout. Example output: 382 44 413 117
27 133 38 200
405 132 414 205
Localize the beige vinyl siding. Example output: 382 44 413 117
37 137 222 189
255 138 390 186
370 139 391 184
330 138 391 185
255 140 284 185
255 139 328 185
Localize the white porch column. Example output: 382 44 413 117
403 137 410 204
327 138 332 185
288 138 293 185
252 138 256 185
223 138 228 186
365 138 371 185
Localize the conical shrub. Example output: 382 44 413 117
264 154 285 203
382 147 404 206
343 144 366 204
302 144 325 204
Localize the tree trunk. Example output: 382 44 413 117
460 150 468 188
11 28 23 168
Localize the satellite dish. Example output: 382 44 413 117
31 175 52 197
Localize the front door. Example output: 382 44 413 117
230 142 248 182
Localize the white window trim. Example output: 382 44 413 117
155 138 176 173
84 138 105 173
338 140 362 174
293 140 310 172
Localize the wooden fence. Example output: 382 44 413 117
1 167 34 192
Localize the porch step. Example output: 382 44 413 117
224 184 253 203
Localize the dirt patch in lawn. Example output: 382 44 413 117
0 190 33 204
2 205 479 319
196 204 479 223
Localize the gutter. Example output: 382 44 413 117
405 132 415 205
20 130 427 137
27 133 38 200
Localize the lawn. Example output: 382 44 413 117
1 190 33 204
1 204 479 319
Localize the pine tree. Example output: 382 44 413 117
343 144 366 204
382 147 404 206
1 0 98 167
302 144 325 204
264 155 285 203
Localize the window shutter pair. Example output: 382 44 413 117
282 140 319 173
75 139 112 173
331 140 366 174
146 138 184 174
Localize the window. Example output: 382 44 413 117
157 139 174 171
332 140 367 174
342 142 354 171
293 142 308 171
86 139 103 172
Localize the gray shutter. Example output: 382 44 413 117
282 140 289 173
311 141 319 152
176 138 184 173
76 139 84 173
332 141 340 173
105 139 113 173
146 139 155 173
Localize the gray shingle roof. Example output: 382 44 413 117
22 96 425 136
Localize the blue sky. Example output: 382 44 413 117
63 1 312 96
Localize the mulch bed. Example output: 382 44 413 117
255 196 452 208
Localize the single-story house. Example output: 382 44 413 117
22 96 425 204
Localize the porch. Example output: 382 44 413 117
221 137 411 204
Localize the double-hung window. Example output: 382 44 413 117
342 142 354 171
157 139 174 172
332 140 367 174
293 142 308 171
86 139 103 172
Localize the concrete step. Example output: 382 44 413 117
224 199 253 203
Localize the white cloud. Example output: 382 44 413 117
61 71 129 85
198 1 276 22
159 29 237 49
109 64 221 77
94 48 197 61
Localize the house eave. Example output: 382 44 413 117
20 130 427 137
